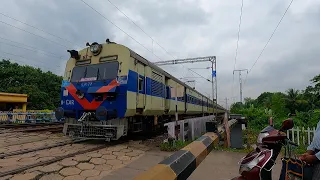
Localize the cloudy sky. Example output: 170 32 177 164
0 0 319 108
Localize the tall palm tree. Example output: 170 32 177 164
285 88 304 114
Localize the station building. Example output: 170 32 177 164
0 92 28 112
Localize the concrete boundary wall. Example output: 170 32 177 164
164 115 215 141
133 119 237 180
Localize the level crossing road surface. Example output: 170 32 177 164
103 149 282 180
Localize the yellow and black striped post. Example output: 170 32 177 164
133 119 237 180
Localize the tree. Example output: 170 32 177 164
244 97 256 108
230 102 244 114
285 88 307 114
255 92 273 108
271 92 289 119
0 59 62 110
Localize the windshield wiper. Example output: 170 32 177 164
97 68 100 80
84 67 87 78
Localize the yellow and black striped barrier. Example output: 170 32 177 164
133 119 238 180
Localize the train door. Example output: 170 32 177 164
184 87 187 113
202 96 204 114
165 77 170 111
136 62 145 109
151 71 165 108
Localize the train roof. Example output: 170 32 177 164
128 48 225 111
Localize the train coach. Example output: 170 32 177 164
55 39 226 141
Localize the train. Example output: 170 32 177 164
55 39 226 141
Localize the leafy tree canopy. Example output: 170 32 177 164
0 59 62 110
230 73 320 130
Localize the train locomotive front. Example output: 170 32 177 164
56 39 226 141
56 40 130 141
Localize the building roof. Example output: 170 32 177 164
0 92 27 97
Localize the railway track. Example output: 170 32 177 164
0 122 64 134
0 122 63 128
0 138 88 159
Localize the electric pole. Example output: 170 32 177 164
233 69 248 103
154 56 218 120
225 97 229 110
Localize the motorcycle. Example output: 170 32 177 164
231 118 299 180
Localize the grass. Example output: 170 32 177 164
159 139 192 152
214 146 254 153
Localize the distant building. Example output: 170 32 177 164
0 92 27 112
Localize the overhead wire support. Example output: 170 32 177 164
233 69 248 103
80 0 163 61
244 0 294 85
153 56 215 66
154 56 218 120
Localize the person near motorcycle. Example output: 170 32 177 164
299 120 320 179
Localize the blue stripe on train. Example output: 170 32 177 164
127 70 211 107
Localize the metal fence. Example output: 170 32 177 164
164 115 215 141
0 112 57 123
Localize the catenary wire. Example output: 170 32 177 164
232 0 244 104
243 0 294 85
0 40 62 59
80 0 163 61
0 20 69 48
0 12 75 45
0 36 62 58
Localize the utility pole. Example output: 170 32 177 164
154 56 218 120
225 97 229 110
233 69 248 103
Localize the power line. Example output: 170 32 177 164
107 0 195 79
0 40 62 59
80 0 163 61
0 12 75 45
244 0 294 85
107 0 176 60
233 0 244 71
0 49 61 72
0 20 69 48
0 36 62 58
232 0 244 105
83 0 200 88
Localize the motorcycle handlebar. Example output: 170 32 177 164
287 139 298 147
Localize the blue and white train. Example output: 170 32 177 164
56 39 226 140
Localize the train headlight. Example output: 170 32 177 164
90 43 102 56
76 90 84 99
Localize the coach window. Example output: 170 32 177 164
138 77 144 91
